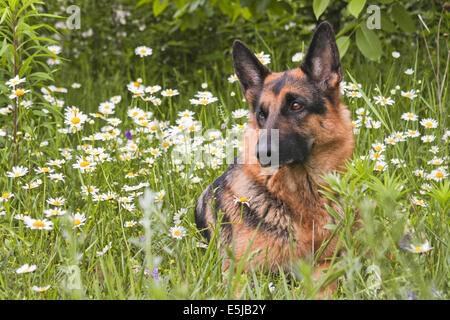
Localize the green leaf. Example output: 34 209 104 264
355 24 382 61
19 54 34 76
153 0 169 17
391 3 416 33
380 14 396 33
32 109 50 118
255 0 270 14
240 0 256 7
0 38 8 57
241 7 252 20
173 0 186 8
313 0 329 20
136 0 152 8
231 3 242 24
217 0 233 18
267 2 286 16
0 7 11 24
29 71 53 82
348 0 366 18
336 35 350 58
336 20 358 37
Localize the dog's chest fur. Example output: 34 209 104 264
196 161 341 270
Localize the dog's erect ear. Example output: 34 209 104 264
300 21 342 90
232 40 271 94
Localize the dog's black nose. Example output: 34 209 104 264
256 141 272 167
256 130 278 167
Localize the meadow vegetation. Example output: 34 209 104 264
0 0 448 299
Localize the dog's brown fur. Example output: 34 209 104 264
195 22 354 274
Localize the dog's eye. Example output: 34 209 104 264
258 111 266 121
291 102 303 111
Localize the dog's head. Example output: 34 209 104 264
233 21 352 169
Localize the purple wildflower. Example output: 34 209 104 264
399 234 411 250
152 268 160 280
125 129 133 140
407 290 417 300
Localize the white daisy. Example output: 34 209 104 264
6 166 28 178
169 225 186 240
16 263 37 274
135 46 152 57
24 217 53 230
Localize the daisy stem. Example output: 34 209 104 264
141 58 146 85
12 3 19 167
202 106 208 129
13 97 18 167
169 97 173 123
118 209 131 253
155 104 163 120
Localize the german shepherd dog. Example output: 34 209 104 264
195 21 354 274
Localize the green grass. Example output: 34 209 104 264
0 28 449 300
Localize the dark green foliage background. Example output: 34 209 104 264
44 0 446 83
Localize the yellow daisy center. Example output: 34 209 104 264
15 89 25 96
33 221 45 228
73 219 81 226
80 161 90 168
71 117 81 124
435 172 443 178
